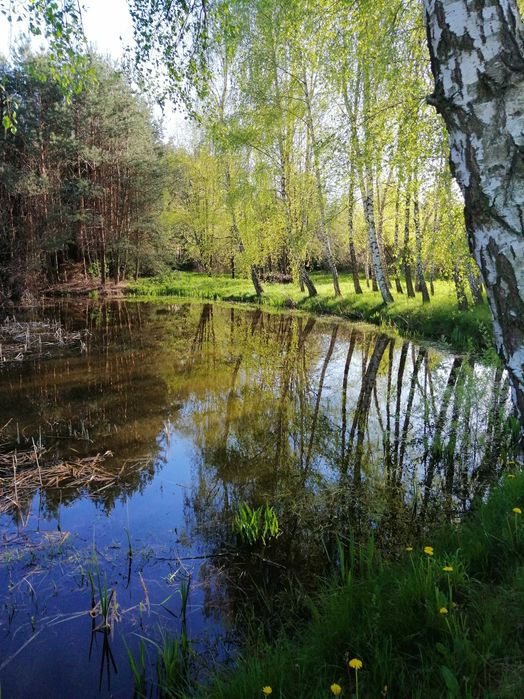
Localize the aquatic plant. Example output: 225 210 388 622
232 503 281 547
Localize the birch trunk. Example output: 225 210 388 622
424 0 524 423
467 261 484 305
361 168 394 304
413 194 431 303
393 182 404 294
402 188 416 298
348 165 363 294
302 67 341 297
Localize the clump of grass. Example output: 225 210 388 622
128 629 193 699
125 272 493 352
233 502 281 547
198 469 524 698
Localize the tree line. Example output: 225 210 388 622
2 1 483 311
158 0 484 308
0 51 169 298
1 0 523 427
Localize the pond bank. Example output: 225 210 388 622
126 272 494 354
156 469 524 698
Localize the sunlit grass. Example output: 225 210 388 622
126 272 493 352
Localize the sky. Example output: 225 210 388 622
0 0 188 142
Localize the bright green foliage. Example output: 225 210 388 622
0 0 94 123
126 272 493 352
124 0 485 309
233 502 281 547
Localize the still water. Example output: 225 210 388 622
0 301 513 697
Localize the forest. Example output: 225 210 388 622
2 1 481 310
0 0 524 698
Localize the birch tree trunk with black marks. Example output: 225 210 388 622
348 164 363 294
424 0 524 425
393 181 405 294
402 185 416 298
302 67 341 297
413 190 431 303
361 169 394 304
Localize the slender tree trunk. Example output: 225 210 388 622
348 166 363 294
424 0 524 425
393 181 404 294
402 186 416 298
467 261 484 305
413 193 430 303
299 264 317 297
302 70 341 297
452 262 469 311
361 169 393 304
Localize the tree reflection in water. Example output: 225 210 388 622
0 300 516 697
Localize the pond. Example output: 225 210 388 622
0 300 514 697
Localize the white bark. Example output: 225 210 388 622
302 67 341 297
424 0 524 423
361 168 394 304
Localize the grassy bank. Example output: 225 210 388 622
126 272 493 353
128 468 524 698
196 470 524 698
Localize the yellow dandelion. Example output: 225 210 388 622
330 683 342 696
348 658 363 670
423 546 434 556
442 565 453 573
439 607 448 615
405 546 413 552
262 688 272 696
508 474 516 479
513 507 522 515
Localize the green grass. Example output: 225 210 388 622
125 272 494 353
197 469 524 699
128 466 524 698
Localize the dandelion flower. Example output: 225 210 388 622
348 658 363 670
262 688 272 696
439 607 448 615
423 546 434 556
513 507 522 515
330 683 342 696
508 474 516 479
442 565 453 573
405 546 413 552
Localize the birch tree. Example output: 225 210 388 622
423 0 524 423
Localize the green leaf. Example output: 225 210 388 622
440 665 460 697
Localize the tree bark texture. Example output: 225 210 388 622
424 0 524 423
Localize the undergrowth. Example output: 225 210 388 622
130 468 524 698
126 272 493 353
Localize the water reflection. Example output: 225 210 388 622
0 300 515 697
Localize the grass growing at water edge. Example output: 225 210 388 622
126 272 494 353
129 467 524 698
